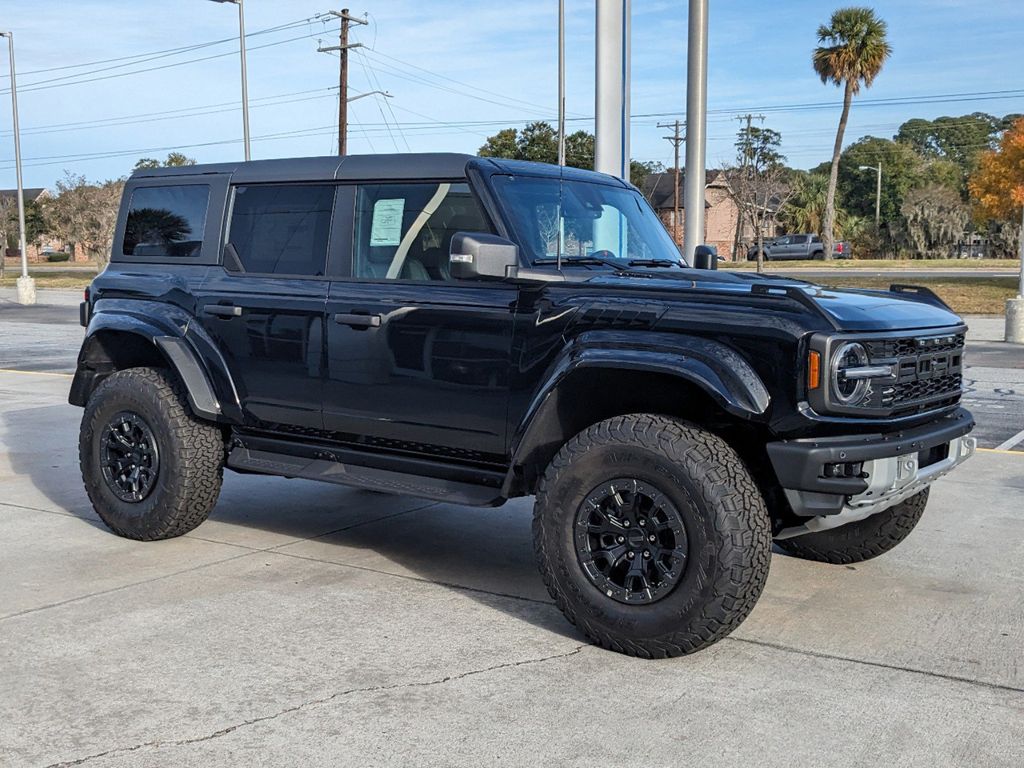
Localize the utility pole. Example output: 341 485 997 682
318 9 367 156
658 120 684 246
0 31 33 305
594 0 631 180
682 0 708 262
209 0 251 161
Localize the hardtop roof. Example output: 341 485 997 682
128 152 632 187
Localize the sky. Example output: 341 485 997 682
1 0 1022 189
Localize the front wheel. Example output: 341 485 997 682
79 367 225 540
533 415 772 658
775 489 929 564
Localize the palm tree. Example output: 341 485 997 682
813 7 892 259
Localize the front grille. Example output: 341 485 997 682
867 331 965 414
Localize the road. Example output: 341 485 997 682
4 289 1020 452
740 268 1020 280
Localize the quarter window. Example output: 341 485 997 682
123 184 210 258
353 182 492 281
227 184 335 276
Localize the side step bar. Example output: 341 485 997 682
226 446 507 507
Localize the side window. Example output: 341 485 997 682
227 184 334 276
793 235 809 244
352 182 492 281
123 185 210 258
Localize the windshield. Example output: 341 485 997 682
491 175 684 266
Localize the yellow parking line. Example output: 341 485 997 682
0 368 73 378
977 447 1024 456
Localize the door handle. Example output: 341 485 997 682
334 312 382 328
203 304 242 318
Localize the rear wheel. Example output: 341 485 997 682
775 489 930 564
533 415 772 658
79 367 224 540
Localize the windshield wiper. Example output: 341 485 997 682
627 258 683 268
533 256 624 270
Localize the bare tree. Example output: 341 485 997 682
43 172 125 265
725 163 794 273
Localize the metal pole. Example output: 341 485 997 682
875 162 882 227
594 0 630 179
237 0 251 160
682 0 708 261
557 0 566 167
1 32 33 304
1019 204 1024 298
339 8 350 155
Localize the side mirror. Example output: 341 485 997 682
450 232 520 280
693 244 718 270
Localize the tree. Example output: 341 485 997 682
970 117 1024 221
838 137 960 224
724 126 793 273
478 122 661 188
43 172 125 264
970 117 1024 261
890 184 970 259
133 152 197 171
0 195 16 278
813 7 892 260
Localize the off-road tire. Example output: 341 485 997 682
533 415 772 658
775 489 929 564
79 367 224 540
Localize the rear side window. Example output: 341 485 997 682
227 184 334 276
123 185 210 258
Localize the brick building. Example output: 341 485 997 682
641 171 779 261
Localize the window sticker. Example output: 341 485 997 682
370 198 405 246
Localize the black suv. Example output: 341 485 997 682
71 153 975 658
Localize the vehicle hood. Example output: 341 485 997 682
581 269 964 332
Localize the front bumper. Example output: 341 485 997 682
767 407 976 539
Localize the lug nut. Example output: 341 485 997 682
622 520 630 528
627 551 635 560
617 535 625 544
643 550 651 559
648 534 656 543
639 519 646 527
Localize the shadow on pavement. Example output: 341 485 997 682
2 398 578 641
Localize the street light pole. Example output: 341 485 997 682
0 31 34 305
557 0 566 167
859 163 882 227
209 0 251 160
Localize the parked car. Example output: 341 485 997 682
747 234 850 261
71 154 974 658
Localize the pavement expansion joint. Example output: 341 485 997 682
727 636 1024 695
42 644 589 768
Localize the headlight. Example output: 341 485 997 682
830 342 870 406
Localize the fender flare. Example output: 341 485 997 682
508 332 771 476
70 306 224 420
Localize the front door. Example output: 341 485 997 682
193 183 335 432
323 181 517 464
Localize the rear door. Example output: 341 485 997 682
323 181 517 464
193 183 335 432
786 235 809 259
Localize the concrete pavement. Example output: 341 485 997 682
2 369 1023 767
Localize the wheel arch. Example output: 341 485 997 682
70 324 222 421
505 339 773 497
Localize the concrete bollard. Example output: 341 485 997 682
1007 298 1024 344
15 275 35 306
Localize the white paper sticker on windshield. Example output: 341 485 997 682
370 198 405 247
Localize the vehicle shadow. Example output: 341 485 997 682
3 400 580 642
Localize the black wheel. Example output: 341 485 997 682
776 489 929 564
533 415 772 658
79 367 224 540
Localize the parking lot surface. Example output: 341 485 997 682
1 290 1022 766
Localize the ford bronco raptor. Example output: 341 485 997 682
72 154 975 658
